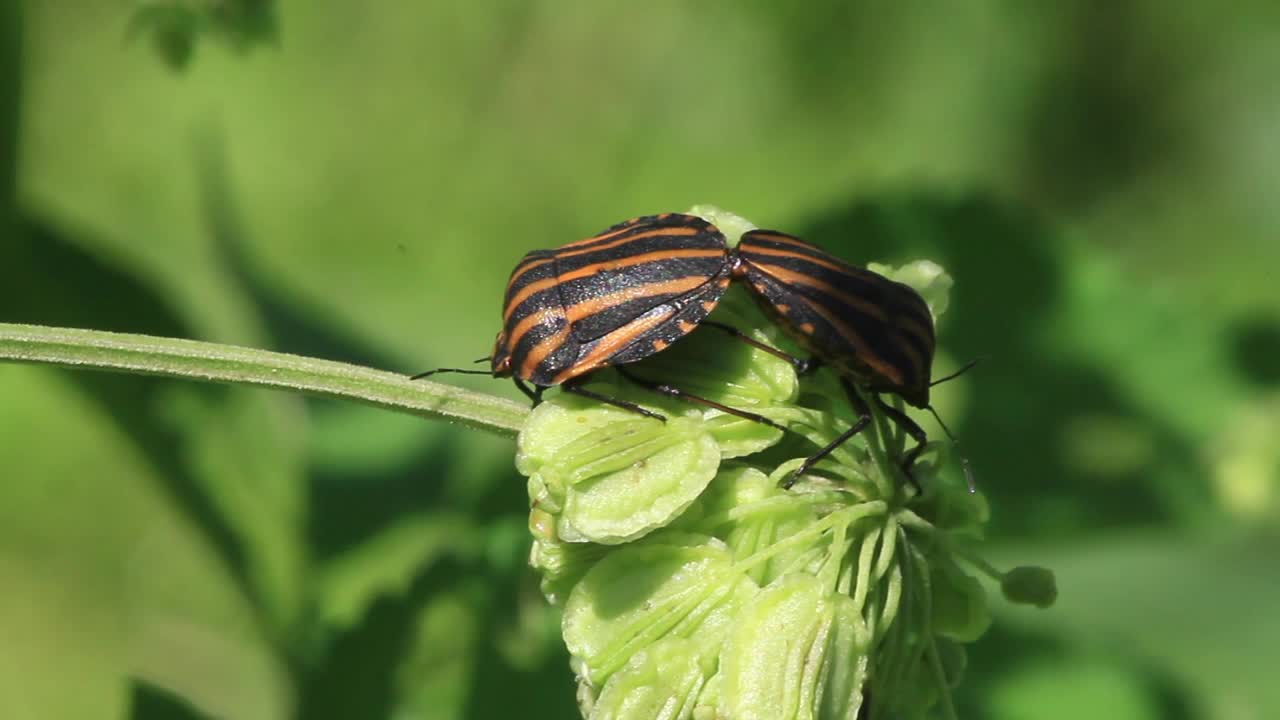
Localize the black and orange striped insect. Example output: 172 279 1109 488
413 213 782 428
730 229 974 488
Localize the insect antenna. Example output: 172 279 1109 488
409 367 493 380
929 356 987 387
926 405 975 493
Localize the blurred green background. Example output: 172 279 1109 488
2 1 1279 718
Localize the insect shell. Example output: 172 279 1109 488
731 229 936 408
490 213 734 393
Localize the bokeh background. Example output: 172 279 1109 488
2 2 1279 718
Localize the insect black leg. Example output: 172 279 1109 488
614 366 785 431
783 378 872 488
512 377 542 405
873 395 929 489
702 321 820 375
561 380 667 422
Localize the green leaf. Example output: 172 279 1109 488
0 367 290 719
391 589 483 720
316 513 476 629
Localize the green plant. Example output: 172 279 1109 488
0 208 1053 719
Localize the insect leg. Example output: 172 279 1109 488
783 378 872 488
701 321 820 375
614 366 785 431
873 395 928 489
512 377 542 405
561 379 667 422
926 405 976 493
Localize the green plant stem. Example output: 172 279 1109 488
854 385 896 499
0 322 529 436
927 636 960 720
733 500 887 575
948 542 1007 584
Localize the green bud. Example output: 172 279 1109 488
1001 565 1059 608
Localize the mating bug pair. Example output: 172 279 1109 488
416 212 971 489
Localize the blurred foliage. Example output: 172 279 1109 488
2 1 1279 719
129 0 278 70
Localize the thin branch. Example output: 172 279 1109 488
0 322 528 436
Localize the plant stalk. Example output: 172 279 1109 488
0 322 528 436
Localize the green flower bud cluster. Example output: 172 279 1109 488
516 209 1054 720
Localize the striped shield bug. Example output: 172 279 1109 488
413 213 783 429
731 229 974 489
